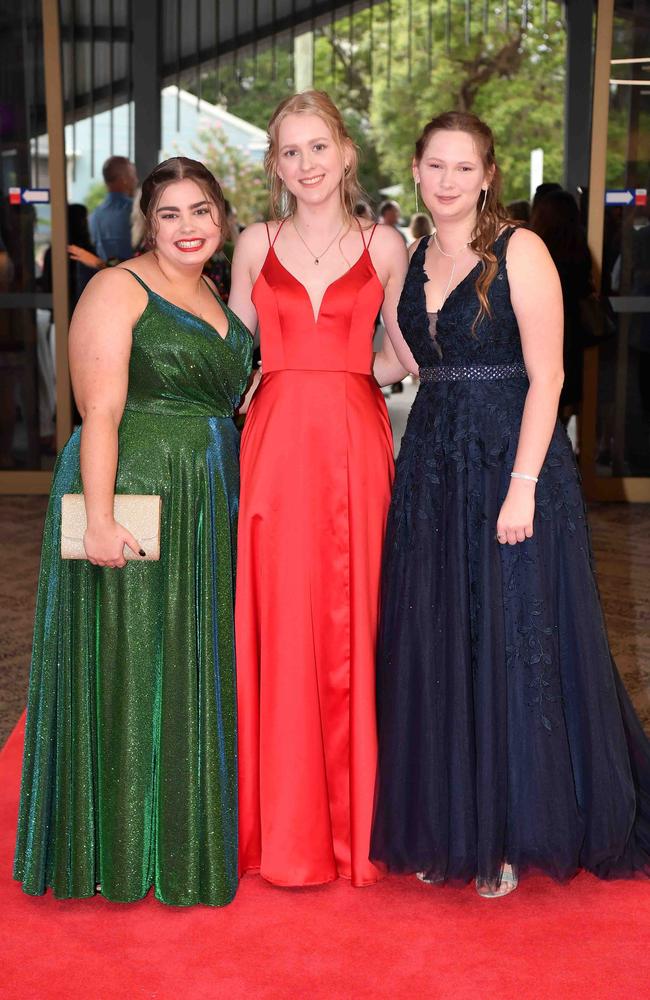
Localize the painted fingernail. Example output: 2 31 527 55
139 549 146 557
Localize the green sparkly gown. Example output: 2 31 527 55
14 271 252 906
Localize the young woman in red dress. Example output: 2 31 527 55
229 91 415 887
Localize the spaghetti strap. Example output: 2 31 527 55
121 268 151 294
366 223 379 249
269 218 287 248
201 274 223 303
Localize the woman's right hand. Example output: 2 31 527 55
83 519 145 568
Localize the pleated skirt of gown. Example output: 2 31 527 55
236 370 394 886
14 411 241 906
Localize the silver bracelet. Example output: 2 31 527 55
510 471 538 483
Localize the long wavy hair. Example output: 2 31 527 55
415 111 515 327
265 90 362 222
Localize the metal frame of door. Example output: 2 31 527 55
0 0 71 494
581 0 650 502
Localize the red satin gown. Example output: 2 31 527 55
236 220 394 886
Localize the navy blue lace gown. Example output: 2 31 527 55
370 230 650 885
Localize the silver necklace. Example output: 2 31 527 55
433 231 471 304
292 218 344 265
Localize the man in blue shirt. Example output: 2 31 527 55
89 155 138 263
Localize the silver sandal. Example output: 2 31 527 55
475 862 518 898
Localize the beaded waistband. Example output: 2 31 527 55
419 362 528 383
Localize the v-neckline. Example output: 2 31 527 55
420 236 482 316
420 229 512 316
141 279 233 343
267 245 374 326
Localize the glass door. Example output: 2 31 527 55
0 0 70 493
583 0 650 501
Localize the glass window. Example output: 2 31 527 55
598 0 650 477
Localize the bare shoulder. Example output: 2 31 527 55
505 226 551 265
504 226 560 306
368 224 409 271
368 222 406 251
238 221 272 247
69 265 145 337
233 221 273 264
82 264 144 306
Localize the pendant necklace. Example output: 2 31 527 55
433 231 471 304
292 218 344 265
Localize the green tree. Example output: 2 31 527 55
187 1 567 209
367 5 566 204
192 123 269 225
84 180 107 213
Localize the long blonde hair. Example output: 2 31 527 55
265 90 362 221
415 111 516 327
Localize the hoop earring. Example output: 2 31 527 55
414 179 420 213
480 188 488 213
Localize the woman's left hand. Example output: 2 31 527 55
496 480 536 545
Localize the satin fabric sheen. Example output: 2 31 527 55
14 274 252 905
236 228 394 886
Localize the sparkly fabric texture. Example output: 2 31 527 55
14 273 252 906
419 362 528 382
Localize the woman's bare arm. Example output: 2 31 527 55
228 224 266 338
69 268 145 566
371 226 418 384
496 228 564 545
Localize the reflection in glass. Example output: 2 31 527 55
597 0 650 477
0 1 56 470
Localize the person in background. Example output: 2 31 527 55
89 155 138 264
532 182 563 212
130 187 146 254
0 230 15 466
530 189 595 422
407 212 433 244
507 200 531 224
354 200 375 223
42 204 95 309
0 230 12 289
204 200 239 303
378 200 405 236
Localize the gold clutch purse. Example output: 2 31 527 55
61 494 162 561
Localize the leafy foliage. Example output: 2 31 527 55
193 124 269 225
186 1 566 214
84 180 108 213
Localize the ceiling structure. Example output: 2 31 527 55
56 1 568 123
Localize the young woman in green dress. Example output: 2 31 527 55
14 157 252 906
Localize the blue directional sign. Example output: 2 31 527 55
8 187 50 205
605 189 635 206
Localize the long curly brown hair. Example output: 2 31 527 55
265 90 362 222
415 111 515 327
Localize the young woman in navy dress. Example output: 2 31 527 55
370 112 650 897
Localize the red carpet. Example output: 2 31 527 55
1 718 648 1000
